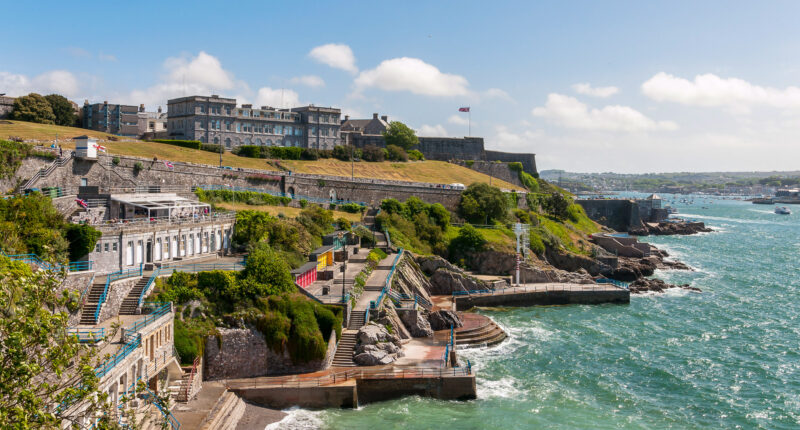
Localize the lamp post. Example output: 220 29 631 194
338 232 346 302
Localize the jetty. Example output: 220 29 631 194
449 282 629 311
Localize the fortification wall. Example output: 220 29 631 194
575 199 642 232
484 150 537 174
454 160 523 188
416 137 485 162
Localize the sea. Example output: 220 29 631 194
268 195 800 429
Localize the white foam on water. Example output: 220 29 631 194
265 407 325 430
477 376 525 400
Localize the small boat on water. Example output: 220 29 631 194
775 206 792 215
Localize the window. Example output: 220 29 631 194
104 243 109 252
213 136 219 144
226 106 231 115
286 126 292 135
275 125 283 135
113 243 118 251
236 123 241 132
245 137 251 145
81 178 88 187
197 120 204 129
225 138 231 148
310 126 316 136
225 120 232 130
95 244 101 253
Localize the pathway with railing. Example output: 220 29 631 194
19 151 74 191
451 281 631 309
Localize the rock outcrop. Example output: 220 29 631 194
629 221 712 236
628 278 702 294
368 305 412 340
428 309 463 331
397 309 433 337
391 255 434 303
354 323 404 366
429 269 487 294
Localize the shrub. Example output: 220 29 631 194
240 243 295 295
458 183 509 224
513 208 531 224
235 145 261 158
0 140 31 180
361 144 385 162
339 203 365 213
112 156 120 165
448 224 486 261
201 143 223 153
64 224 102 261
407 149 425 161
520 170 539 191
268 146 303 160
529 230 546 255
386 144 408 162
508 162 523 172
133 161 144 174
301 148 320 160
332 145 352 161
336 217 351 231
149 139 202 150
465 160 474 167
299 199 308 208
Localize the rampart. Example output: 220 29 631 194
484 150 537 175
575 199 642 232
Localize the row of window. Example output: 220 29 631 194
310 113 340 124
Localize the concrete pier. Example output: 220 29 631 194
453 283 629 311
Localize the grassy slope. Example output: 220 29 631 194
1 120 521 189
215 202 362 222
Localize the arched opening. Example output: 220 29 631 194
329 189 337 202
225 138 231 148
287 187 295 199
244 137 251 145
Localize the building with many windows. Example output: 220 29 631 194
166 95 340 149
82 100 140 136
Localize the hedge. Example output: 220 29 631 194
149 139 202 150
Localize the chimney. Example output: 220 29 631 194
103 101 108 105
372 113 379 119
344 115 350 121
211 94 219 98
139 104 145 112
242 104 252 109
381 115 388 122
84 99 89 106
157 106 162 113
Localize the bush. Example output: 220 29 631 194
150 139 202 150
520 170 539 191
448 224 486 261
241 243 295 295
133 161 144 173
336 216 352 230
235 145 261 158
529 230 546 255
268 146 303 160
361 144 385 162
339 203 365 213
0 140 32 180
465 160 474 167
201 143 223 153
407 149 425 161
386 144 408 162
458 183 509 224
299 199 308 208
64 224 102 261
332 145 352 161
508 162 523 172
542 193 571 220
111 156 120 165
301 148 320 160
513 208 531 224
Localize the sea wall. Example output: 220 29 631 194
575 199 642 232
454 288 629 310
204 327 337 379
356 375 477 403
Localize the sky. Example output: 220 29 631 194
2 1 800 173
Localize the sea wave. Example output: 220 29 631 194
265 407 324 430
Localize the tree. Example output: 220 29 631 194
382 121 419 151
0 256 108 428
64 224 102 261
448 223 486 262
457 183 509 224
385 144 408 162
240 243 294 295
542 193 571 220
43 94 77 126
361 144 385 162
9 93 56 124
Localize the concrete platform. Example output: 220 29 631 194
454 283 629 310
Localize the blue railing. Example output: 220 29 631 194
94 265 143 323
596 278 630 289
67 327 106 343
143 387 181 429
442 324 455 367
95 334 141 379
197 184 368 207
385 229 393 250
369 249 404 310
1 250 94 273
124 302 171 341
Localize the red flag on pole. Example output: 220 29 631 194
458 107 470 112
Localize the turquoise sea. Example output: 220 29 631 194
272 196 800 429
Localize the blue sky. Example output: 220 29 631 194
3 1 800 173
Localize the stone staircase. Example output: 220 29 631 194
455 318 507 348
331 332 358 367
199 390 246 430
79 282 107 325
119 277 150 315
348 310 366 329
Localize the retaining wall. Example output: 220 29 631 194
232 384 357 409
454 289 629 310
356 375 476 403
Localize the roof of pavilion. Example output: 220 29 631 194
109 193 210 212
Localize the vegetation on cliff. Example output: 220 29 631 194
0 193 100 262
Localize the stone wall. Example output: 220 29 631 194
1 155 49 193
454 288 629 310
99 277 139 323
484 150 537 174
575 199 642 232
454 160 524 188
204 327 337 379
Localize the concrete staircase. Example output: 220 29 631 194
199 390 246 430
79 282 107 325
119 277 150 315
331 332 358 367
348 310 366 330
455 319 507 348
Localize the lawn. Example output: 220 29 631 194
215 202 363 222
0 120 522 189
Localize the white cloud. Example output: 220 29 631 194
532 93 677 132
65 46 91 58
309 43 358 74
0 69 80 97
448 114 470 126
418 124 448 137
484 88 513 101
354 57 469 97
254 87 300 109
572 83 619 98
129 51 248 107
491 125 542 152
642 72 800 110
289 75 325 88
98 53 118 62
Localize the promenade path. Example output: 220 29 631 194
452 282 630 310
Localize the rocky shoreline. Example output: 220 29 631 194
629 221 712 236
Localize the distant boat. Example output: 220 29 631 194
775 206 792 215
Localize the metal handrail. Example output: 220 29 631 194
197 184 368 207
95 334 141 379
67 327 106 343
94 265 143 323
235 365 473 389
143 387 181 429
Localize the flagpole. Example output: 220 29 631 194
468 110 471 137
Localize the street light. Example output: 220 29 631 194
338 231 346 302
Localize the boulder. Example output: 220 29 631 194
357 323 399 345
354 322 404 366
628 278 702 294
429 269 487 295
417 255 461 276
428 309 463 331
397 309 433 337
